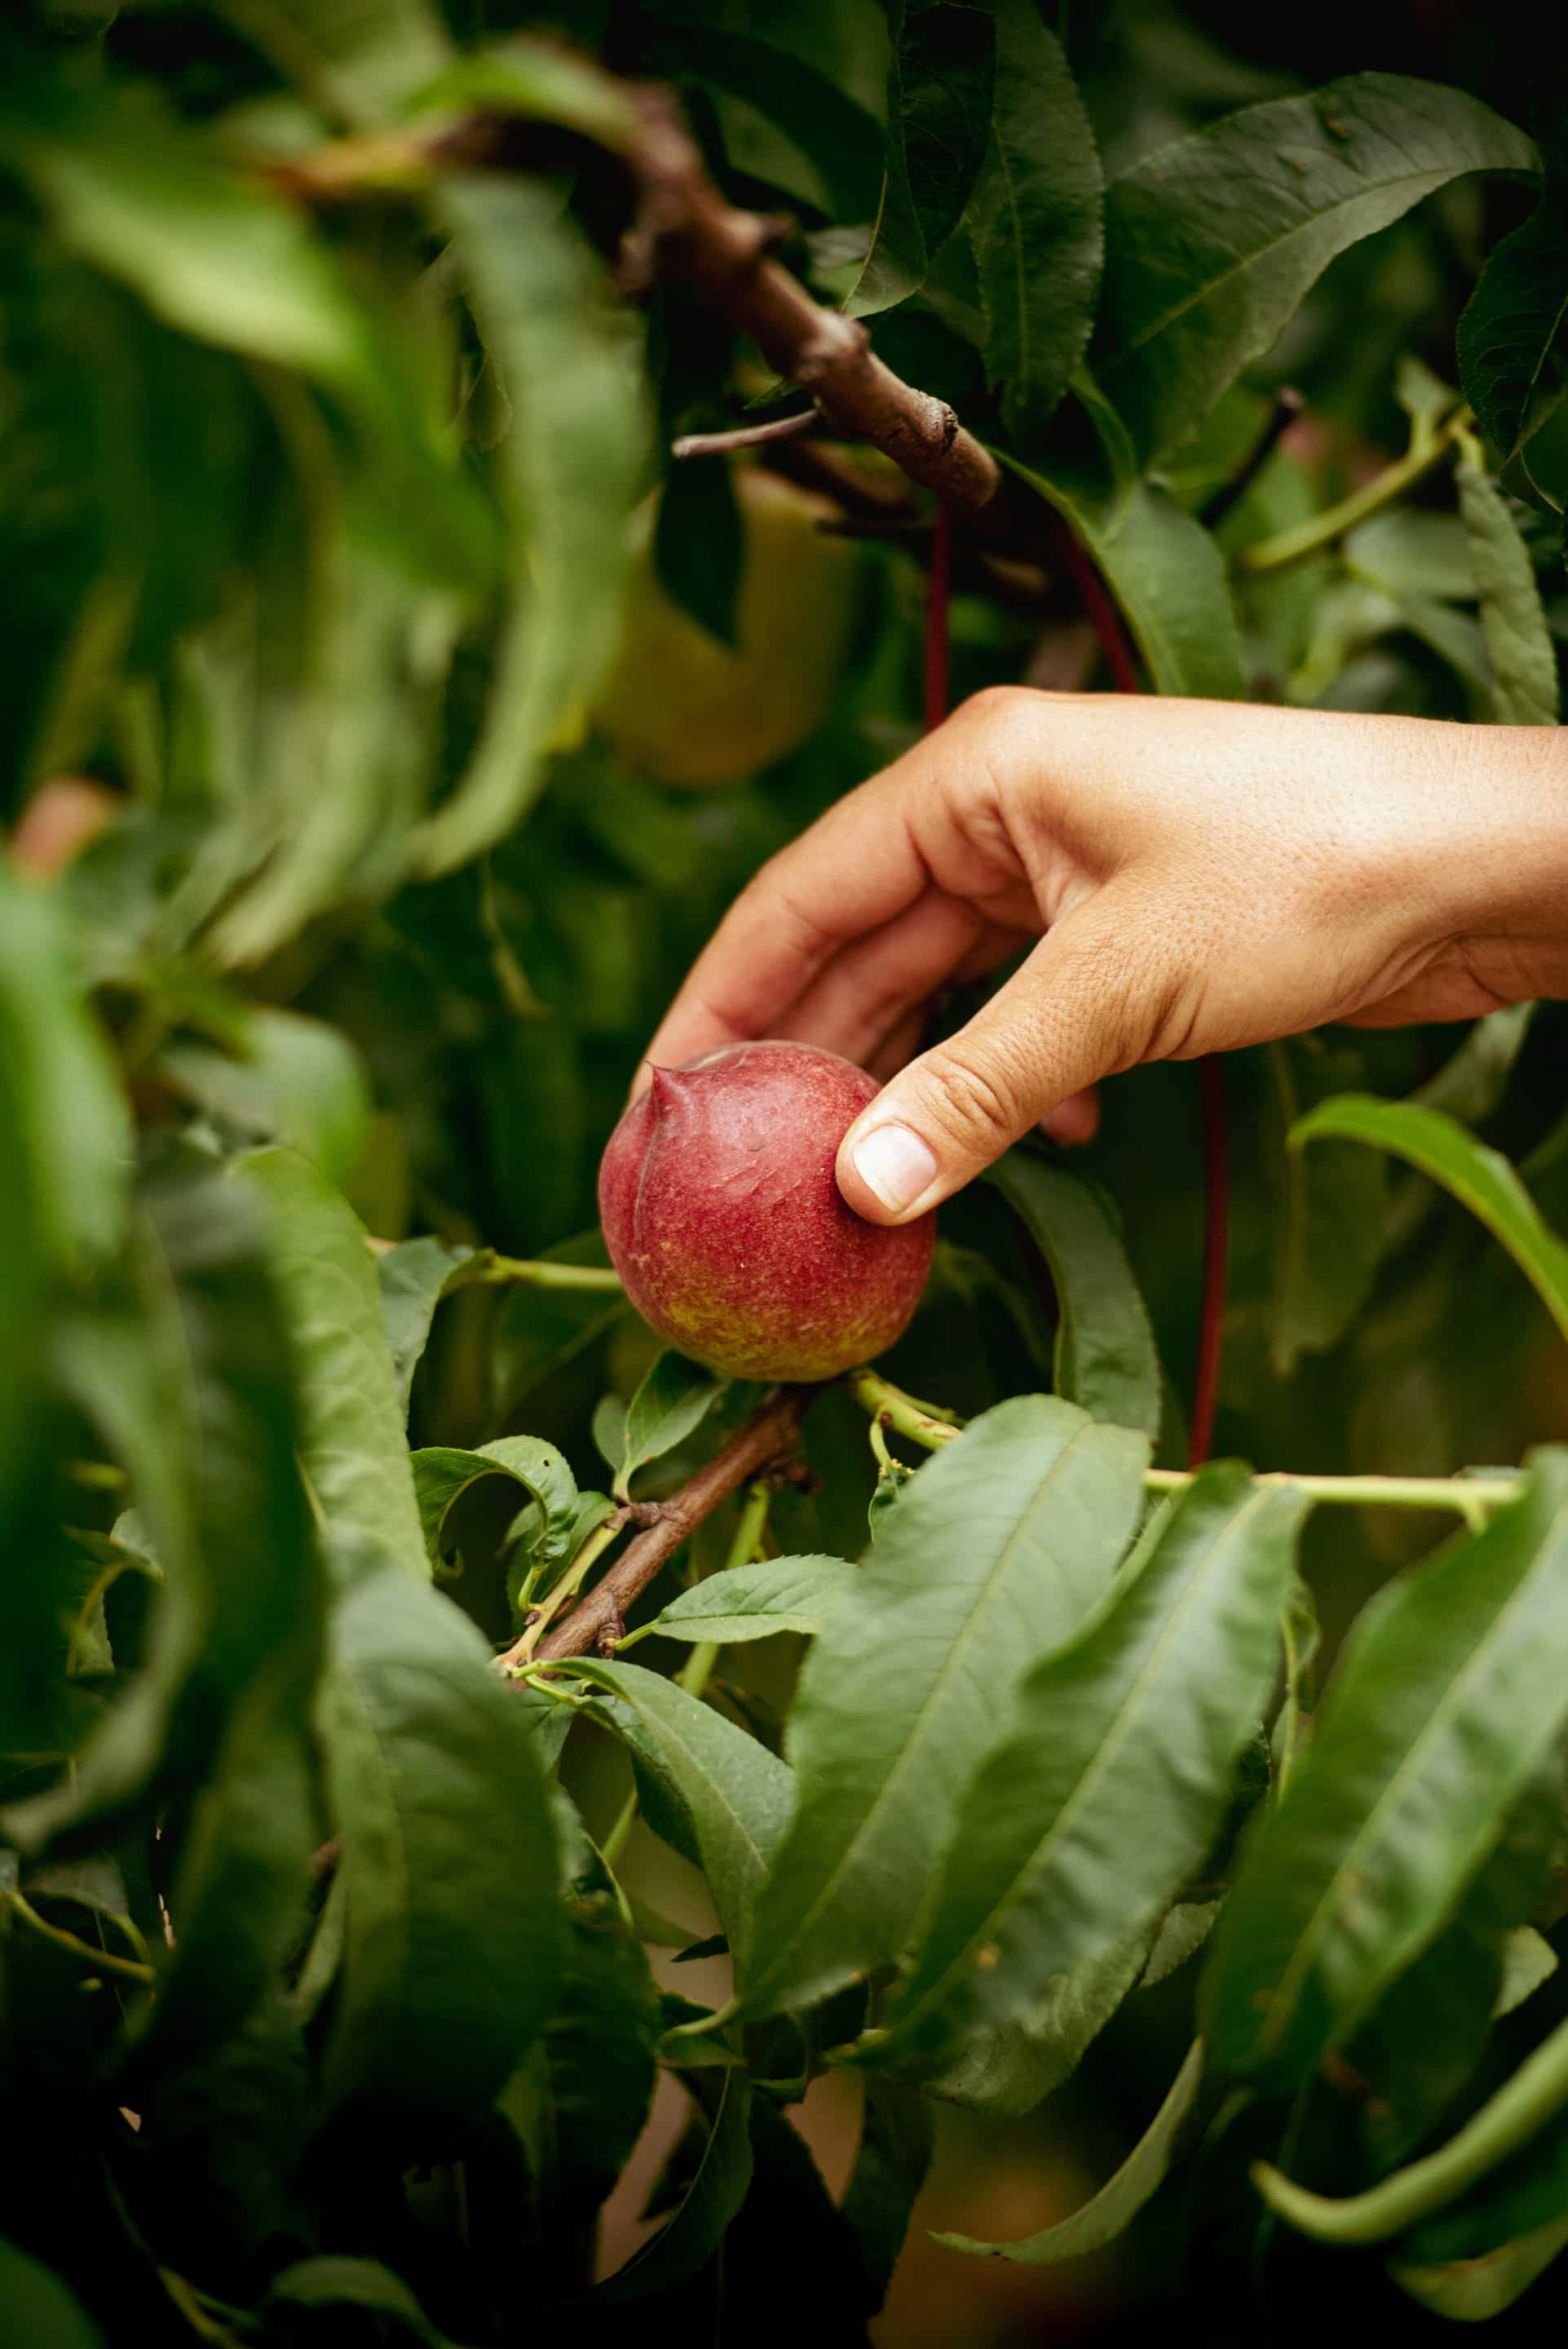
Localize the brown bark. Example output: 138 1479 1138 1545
523 1386 813 1666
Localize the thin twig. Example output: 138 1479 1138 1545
673 409 820 459
519 1388 814 1666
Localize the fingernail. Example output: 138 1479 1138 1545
850 1122 938 1215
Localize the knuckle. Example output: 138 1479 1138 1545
955 682 1032 731
912 1045 1027 1151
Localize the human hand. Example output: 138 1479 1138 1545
643 689 1568 1223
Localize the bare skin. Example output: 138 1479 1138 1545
643 690 1568 1223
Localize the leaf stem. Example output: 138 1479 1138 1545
6 1891 157 1984
519 1388 813 1668
1237 405 1473 575
845 1373 1524 1514
679 1480 772 1701
1253 2008 1568 2245
845 1369 961 1450
501 1510 630 1670
1145 1467 1520 1514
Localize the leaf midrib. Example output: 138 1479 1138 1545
1247 1483 1568 2070
744 1418 1121 2009
893 1484 1277 2035
1102 161 1495 371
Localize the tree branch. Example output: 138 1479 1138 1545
513 1387 814 1667
617 87 1014 529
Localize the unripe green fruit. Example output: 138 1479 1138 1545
598 1040 934 1381
593 468 860 788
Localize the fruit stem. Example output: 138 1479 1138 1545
846 1369 961 1451
470 1257 625 1293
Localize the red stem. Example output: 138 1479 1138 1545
1045 513 1142 696
1190 1055 1230 1466
924 501 952 733
1046 515 1227 1466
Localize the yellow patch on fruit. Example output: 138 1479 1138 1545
592 465 862 787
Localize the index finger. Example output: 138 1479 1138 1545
640 764 933 1077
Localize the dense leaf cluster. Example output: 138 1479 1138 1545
6 3 1568 2342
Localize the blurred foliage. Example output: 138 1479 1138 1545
4 2 1568 2343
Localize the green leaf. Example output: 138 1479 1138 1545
715 2090 870 2327
1456 451 1561 724
0 2240 105 2348
1498 1927 1558 2019
0 864 126 1569
615 1350 729 1502
633 1555 854 1648
740 1397 1150 2022
1411 1004 1535 1126
409 1436 580 1577
919 1920 1157 2116
985 1151 1161 1438
7 1160 320 1862
843 2076 934 2314
375 1235 482 1417
416 179 646 873
1142 1900 1224 1989
1006 457 1244 698
208 522 466 967
1337 1762 1566 2171
263 2259 448 2345
1342 510 1477 602
1201 1450 1568 2091
653 458 744 648
404 38 643 153
576 1658 793 1969
0 861 129 1273
936 2037 1204 2263
1254 2008 1568 2247
534 1822 662 2236
846 0 996 318
157 1006 371 1186
967 0 1102 445
1290 1096 1568 1350
1458 184 1568 467
230 0 451 118
318 1547 563 2122
878 1465 1305 2068
241 1146 428 1584
596 2066 753 2303
1265 1037 1386 1376
1095 74 1537 465
492 1231 627 1417
1392 2215 1568 2322
645 22 886 231
0 64 365 382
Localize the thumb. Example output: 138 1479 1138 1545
836 888 1166 1223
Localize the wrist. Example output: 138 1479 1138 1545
1411 723 1568 965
